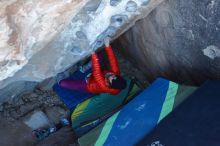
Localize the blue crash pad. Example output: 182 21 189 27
53 69 94 110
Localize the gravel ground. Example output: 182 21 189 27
0 89 68 122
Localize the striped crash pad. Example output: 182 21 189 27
78 78 197 146
71 78 140 130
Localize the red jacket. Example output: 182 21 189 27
87 45 120 95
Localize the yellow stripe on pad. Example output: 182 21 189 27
71 99 91 122
125 84 140 102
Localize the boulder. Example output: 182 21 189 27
0 0 164 103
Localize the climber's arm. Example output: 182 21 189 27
91 52 106 89
105 45 120 74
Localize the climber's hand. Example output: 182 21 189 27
104 36 110 47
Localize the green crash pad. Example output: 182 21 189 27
71 78 140 129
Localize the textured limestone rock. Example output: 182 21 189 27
0 0 164 102
0 0 88 83
115 0 220 85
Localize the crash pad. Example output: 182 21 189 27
71 79 140 130
53 69 94 110
137 80 220 146
78 78 197 146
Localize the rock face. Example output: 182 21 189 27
0 0 163 102
0 0 89 84
115 0 220 85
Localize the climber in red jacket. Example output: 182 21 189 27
59 37 127 95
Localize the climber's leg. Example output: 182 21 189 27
59 79 88 93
